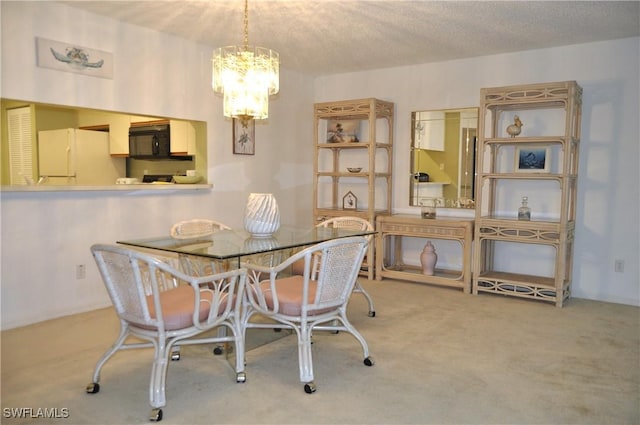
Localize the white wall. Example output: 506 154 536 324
1 2 638 330
315 37 640 306
0 1 315 329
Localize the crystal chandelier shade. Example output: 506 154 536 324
212 0 279 127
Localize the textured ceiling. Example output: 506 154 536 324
60 0 640 76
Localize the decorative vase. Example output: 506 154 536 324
420 241 437 275
243 193 281 237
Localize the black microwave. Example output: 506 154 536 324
128 124 171 159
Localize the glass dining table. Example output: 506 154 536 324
117 225 376 356
117 225 376 268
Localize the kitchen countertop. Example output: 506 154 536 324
1 183 212 192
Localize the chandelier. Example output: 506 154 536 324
212 0 279 128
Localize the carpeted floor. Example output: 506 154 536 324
1 279 638 424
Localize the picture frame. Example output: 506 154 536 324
326 120 360 143
342 191 358 210
36 37 113 79
233 119 255 155
515 146 550 173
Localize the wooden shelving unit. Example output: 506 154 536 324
472 81 582 307
313 98 394 279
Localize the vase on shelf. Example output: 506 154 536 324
518 196 531 221
243 193 281 237
420 241 437 275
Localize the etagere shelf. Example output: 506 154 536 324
313 98 394 279
472 81 582 307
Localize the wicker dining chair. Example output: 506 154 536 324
86 244 247 422
170 218 231 276
170 219 233 358
293 216 376 317
242 236 374 394
170 218 231 239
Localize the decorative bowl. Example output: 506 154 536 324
347 167 362 173
173 175 202 184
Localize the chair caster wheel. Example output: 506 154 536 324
368 311 376 317
364 356 375 366
149 408 163 422
304 382 316 394
236 372 246 383
170 352 181 361
85 382 100 394
213 346 224 355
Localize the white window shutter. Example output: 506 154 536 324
7 106 34 185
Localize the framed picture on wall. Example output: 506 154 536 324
233 119 255 155
515 146 550 173
36 37 113 79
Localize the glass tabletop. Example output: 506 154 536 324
117 225 375 260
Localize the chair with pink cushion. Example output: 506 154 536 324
86 244 247 422
242 236 374 394
292 216 376 317
170 218 233 359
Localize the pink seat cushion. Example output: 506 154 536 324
145 285 217 331
290 259 305 276
260 276 333 316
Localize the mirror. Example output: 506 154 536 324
410 107 478 208
1 98 206 186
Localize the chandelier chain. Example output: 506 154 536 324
243 0 249 51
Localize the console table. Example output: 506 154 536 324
375 215 474 293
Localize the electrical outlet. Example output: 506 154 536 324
439 163 445 170
76 264 86 279
614 260 624 273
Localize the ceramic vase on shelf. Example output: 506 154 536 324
244 193 281 237
420 241 437 275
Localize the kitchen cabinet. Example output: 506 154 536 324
169 119 196 156
472 81 582 307
73 109 131 156
109 115 131 156
76 111 152 156
313 98 394 279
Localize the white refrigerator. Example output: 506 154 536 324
38 128 125 185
